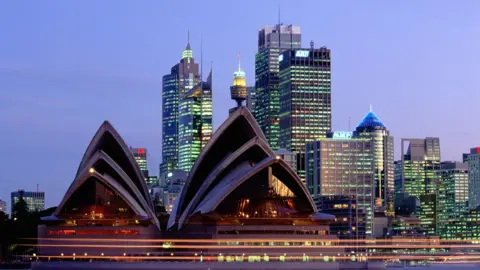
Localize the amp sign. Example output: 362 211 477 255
295 50 310 57
332 132 353 139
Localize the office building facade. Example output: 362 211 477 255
254 24 301 150
315 195 366 239
161 36 201 175
0 199 6 214
177 69 213 172
419 194 437 235
246 86 256 112
279 46 332 179
11 190 45 213
274 148 297 172
398 138 441 198
306 137 374 235
436 161 469 238
130 147 148 178
466 147 480 209
353 109 394 215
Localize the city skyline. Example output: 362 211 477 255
1 1 480 207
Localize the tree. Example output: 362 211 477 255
12 197 29 220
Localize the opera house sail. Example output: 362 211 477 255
38 121 160 256
169 106 334 239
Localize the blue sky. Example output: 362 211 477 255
1 0 479 208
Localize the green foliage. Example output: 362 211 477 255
0 204 57 262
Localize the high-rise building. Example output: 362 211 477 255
130 147 148 178
161 170 188 214
315 195 367 239
398 138 441 198
11 190 45 213
436 161 469 238
275 148 297 172
246 86 256 112
161 34 201 176
279 45 332 179
254 24 301 150
0 199 6 214
419 194 437 235
177 69 213 172
146 176 158 187
306 136 374 235
465 147 480 209
443 209 480 240
353 108 394 215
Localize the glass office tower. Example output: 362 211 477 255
466 147 480 209
246 86 256 112
177 70 213 172
161 35 201 175
130 147 148 178
437 161 469 238
254 24 301 150
306 137 375 235
353 108 394 215
399 138 441 198
11 190 45 213
279 46 331 180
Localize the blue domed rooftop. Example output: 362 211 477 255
356 109 386 129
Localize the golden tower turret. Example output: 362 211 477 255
230 53 247 107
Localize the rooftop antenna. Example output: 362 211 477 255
200 33 203 81
349 117 351 131
237 52 241 72
370 104 373 112
278 4 281 25
37 184 39 192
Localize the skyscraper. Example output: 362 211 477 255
254 24 301 150
306 136 374 235
130 147 148 178
279 45 332 179
11 190 45 213
246 86 256 112
177 70 213 172
0 199 6 214
161 34 205 175
398 138 441 198
353 108 394 215
465 147 480 209
436 161 469 238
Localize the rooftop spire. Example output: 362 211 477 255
182 30 193 60
186 30 191 50
278 5 281 25
370 104 373 112
237 52 241 72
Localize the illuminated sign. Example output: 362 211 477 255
167 172 173 177
295 50 310 57
332 131 353 139
278 54 284 62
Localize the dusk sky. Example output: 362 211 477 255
1 0 480 208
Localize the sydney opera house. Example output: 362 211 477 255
38 107 337 258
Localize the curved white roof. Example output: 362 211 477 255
53 121 160 230
169 107 267 228
168 107 320 231
75 121 152 208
